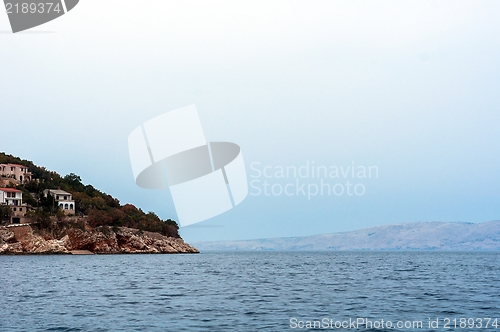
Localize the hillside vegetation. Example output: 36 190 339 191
0 152 179 238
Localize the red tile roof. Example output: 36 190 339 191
0 188 22 193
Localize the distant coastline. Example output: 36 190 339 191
193 220 500 251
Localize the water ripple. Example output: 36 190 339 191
1 252 499 331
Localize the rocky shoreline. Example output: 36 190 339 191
0 224 199 255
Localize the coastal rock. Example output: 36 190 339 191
0 227 15 243
65 227 199 254
116 229 149 252
113 227 199 254
21 235 69 254
2 242 23 254
0 225 198 255
66 228 119 253
59 235 70 247
0 244 9 254
0 225 69 254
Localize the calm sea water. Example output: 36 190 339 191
1 252 500 331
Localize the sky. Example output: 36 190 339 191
1 0 499 242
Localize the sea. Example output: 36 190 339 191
1 251 500 331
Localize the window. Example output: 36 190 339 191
70 204 74 210
19 208 22 212
64 196 67 200
64 204 68 209
59 203 63 208
56 195 59 200
10 167 14 171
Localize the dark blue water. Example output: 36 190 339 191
1 252 500 331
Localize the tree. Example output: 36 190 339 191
28 210 51 229
23 180 40 194
56 209 66 221
22 192 38 207
63 173 85 192
73 192 91 215
0 206 12 223
39 192 57 213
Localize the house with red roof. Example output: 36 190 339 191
0 187 28 223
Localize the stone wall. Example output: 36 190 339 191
8 224 33 241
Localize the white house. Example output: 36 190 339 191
0 187 27 218
43 189 75 215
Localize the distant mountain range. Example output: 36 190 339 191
193 221 500 251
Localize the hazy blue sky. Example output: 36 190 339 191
1 1 499 242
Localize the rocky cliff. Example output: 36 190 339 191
0 225 199 254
